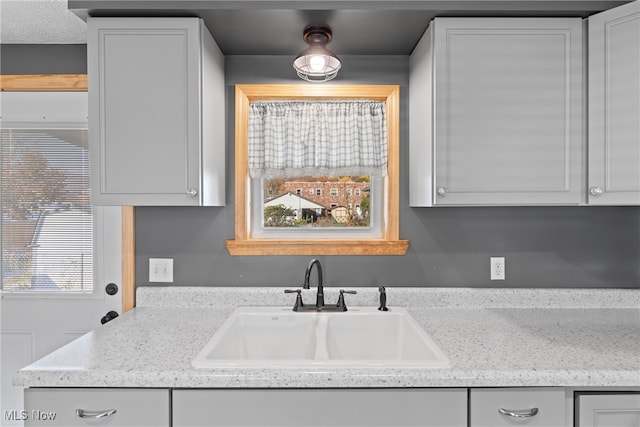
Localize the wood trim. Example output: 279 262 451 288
385 85 401 241
226 239 410 256
234 86 251 241
121 206 136 312
225 84 409 256
0 74 88 91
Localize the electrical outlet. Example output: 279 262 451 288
149 258 173 283
490 257 505 280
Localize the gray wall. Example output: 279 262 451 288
136 55 639 288
3 45 638 288
1 45 87 74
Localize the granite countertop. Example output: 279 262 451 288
14 287 640 389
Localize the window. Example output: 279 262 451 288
347 188 352 197
330 188 338 197
296 188 301 196
316 189 322 197
355 189 361 196
1 128 92 292
226 84 409 256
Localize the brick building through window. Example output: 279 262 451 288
281 180 369 214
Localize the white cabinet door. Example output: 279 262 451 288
588 1 640 205
87 17 225 206
173 389 467 427
576 393 640 427
23 388 170 426
470 388 568 427
410 18 583 206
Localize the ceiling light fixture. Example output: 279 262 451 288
293 27 341 82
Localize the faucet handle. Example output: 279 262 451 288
378 286 389 311
284 289 305 312
336 289 357 311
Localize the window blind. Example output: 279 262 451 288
1 129 92 292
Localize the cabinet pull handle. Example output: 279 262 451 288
498 407 539 418
590 186 603 197
437 187 447 196
76 408 117 419
187 188 198 197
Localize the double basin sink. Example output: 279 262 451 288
192 307 449 368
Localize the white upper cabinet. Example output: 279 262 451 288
588 1 640 205
88 18 225 206
410 18 583 206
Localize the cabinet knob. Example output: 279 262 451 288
187 188 198 197
590 186 603 197
437 187 447 196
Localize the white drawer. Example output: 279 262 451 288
24 388 170 426
173 388 467 427
470 388 567 427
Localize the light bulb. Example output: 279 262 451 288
309 55 327 72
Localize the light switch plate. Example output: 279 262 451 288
149 258 173 283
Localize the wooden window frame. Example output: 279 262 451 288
0 74 88 91
225 84 409 256
1 74 135 312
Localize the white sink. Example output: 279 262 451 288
192 307 449 368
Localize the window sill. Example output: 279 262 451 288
225 239 410 256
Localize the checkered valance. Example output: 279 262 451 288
248 101 388 178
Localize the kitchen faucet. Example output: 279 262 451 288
303 258 324 308
284 259 356 312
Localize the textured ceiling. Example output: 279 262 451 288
1 0 632 54
1 0 87 44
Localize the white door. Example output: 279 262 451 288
0 92 123 426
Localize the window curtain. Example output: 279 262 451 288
249 101 388 178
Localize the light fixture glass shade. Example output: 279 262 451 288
293 27 341 82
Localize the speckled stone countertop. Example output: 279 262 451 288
14 287 640 389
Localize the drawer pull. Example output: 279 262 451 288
498 407 539 418
76 408 117 419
